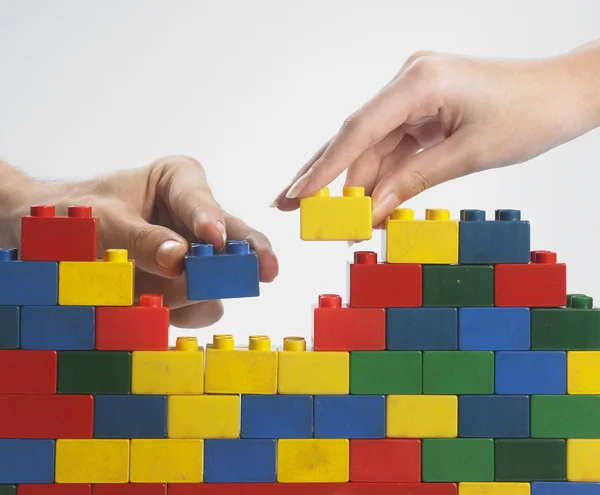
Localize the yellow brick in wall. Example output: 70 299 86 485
385 208 459 264
278 337 349 394
459 483 530 494
55 439 129 483
205 335 278 394
567 439 600 481
132 337 204 394
277 439 349 482
59 249 134 306
568 351 600 394
300 187 372 241
130 439 204 483
387 395 457 438
168 394 240 438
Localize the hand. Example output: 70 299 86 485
273 43 600 226
9 155 279 328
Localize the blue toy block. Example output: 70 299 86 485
241 395 313 439
0 307 19 349
94 395 167 438
0 439 55 483
0 249 57 306
459 209 530 264
459 307 530 350
185 241 259 300
495 351 566 394
532 483 600 494
387 308 457 350
459 395 530 438
204 439 276 483
21 306 95 350
314 395 385 439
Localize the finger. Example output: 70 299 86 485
170 300 225 329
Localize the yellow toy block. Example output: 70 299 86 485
205 335 277 394
132 336 204 394
55 439 129 483
168 394 240 438
277 439 349 482
568 439 600 481
459 483 530 494
387 395 457 437
568 351 600 394
300 187 372 241
277 337 349 394
59 249 134 306
130 439 204 483
385 208 459 264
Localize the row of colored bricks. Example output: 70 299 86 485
2 437 600 483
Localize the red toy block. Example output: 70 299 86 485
21 205 97 261
350 439 421 482
96 294 169 351
93 485 166 495
349 251 422 308
495 250 567 307
0 395 93 438
18 485 91 494
314 294 385 351
0 350 57 394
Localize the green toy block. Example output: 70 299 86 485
58 351 131 394
494 439 566 481
531 395 600 438
0 487 16 495
422 265 494 307
531 295 600 350
423 351 494 394
350 351 422 394
422 438 494 482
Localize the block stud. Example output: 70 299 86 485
496 209 521 221
0 248 17 261
68 205 93 218
318 294 342 308
30 205 55 217
354 251 377 265
566 293 587 306
312 188 330 198
249 335 271 351
104 249 128 263
226 240 250 255
283 336 306 352
140 294 163 307
190 243 214 257
343 186 365 197
532 250 557 264
391 208 414 221
426 209 450 221
460 209 485 221
176 336 199 351
213 334 235 350
570 295 593 309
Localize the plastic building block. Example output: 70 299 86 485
93 485 167 495
0 440 55 483
20 306 95 350
0 487 14 495
350 351 422 394
423 351 494 394
59 249 134 306
0 395 92 438
422 439 494 482
21 205 97 261
314 395 385 439
18 485 91 494
313 294 386 351
386 395 457 438
57 351 131 394
96 294 169 351
241 395 313 439
531 295 600 350
387 308 457 350
277 337 349 394
459 308 530 351
94 395 167 438
422 265 494 307
168 395 240 438
205 335 277 394
55 439 129 483
300 187 372 241
349 251 422 308
0 350 56 394
277 439 349 482
458 395 530 438
531 395 600 438
132 337 204 394
495 251 567 307
350 439 421 482
458 209 531 264
495 439 566 481
385 208 458 264
531 483 600 494
459 483 530 494
495 351 566 394
567 439 600 482
203 439 277 483
130 439 203 483
0 249 58 305
568 351 600 394
185 241 259 300
0 307 19 349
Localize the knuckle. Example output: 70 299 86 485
129 224 152 255
340 113 365 136
173 154 204 170
406 170 431 197
242 230 272 252
408 55 446 86
405 50 437 66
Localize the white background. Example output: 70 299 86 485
1 0 599 347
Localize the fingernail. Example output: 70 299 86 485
347 240 362 248
216 221 227 246
372 193 399 225
285 172 312 199
268 195 281 208
156 240 185 270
